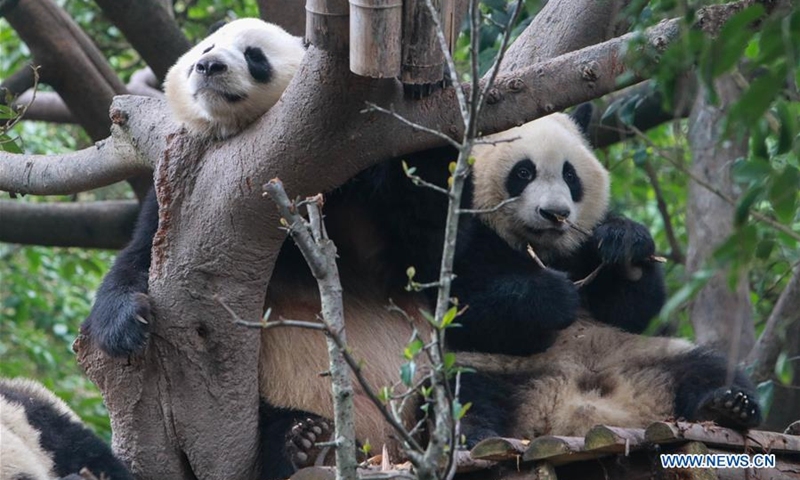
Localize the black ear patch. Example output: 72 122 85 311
506 159 536 198
245 47 272 83
570 103 593 136
207 20 227 35
562 161 583 202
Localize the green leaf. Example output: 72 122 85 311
454 401 472 421
776 101 798 155
767 165 799 223
444 352 456 370
729 64 788 126
734 185 765 227
404 339 424 360
710 5 765 78
400 362 416 387
440 306 458 328
749 120 770 160
378 386 391 403
660 269 714 320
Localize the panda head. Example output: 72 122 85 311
164 18 305 139
471 112 609 258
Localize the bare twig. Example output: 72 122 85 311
264 179 358 480
574 262 606 289
457 197 519 214
526 245 548 270
642 159 685 264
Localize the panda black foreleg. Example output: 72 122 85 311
665 348 762 430
456 371 518 447
572 214 666 333
260 402 333 480
447 269 580 355
81 188 158 357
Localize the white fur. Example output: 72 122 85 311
0 378 81 480
472 113 610 260
164 18 304 139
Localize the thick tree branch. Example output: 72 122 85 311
0 96 168 195
748 264 800 383
0 200 138 249
0 64 35 102
501 0 636 72
93 0 190 82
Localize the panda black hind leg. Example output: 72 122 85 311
666 347 762 430
81 188 158 357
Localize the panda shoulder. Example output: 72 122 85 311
0 377 80 423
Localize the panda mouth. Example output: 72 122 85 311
194 87 248 103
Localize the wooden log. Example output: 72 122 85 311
400 0 445 86
455 450 497 473
583 425 646 454
668 442 719 480
469 437 529 461
349 0 402 77
522 436 605 466
646 422 800 454
306 0 350 53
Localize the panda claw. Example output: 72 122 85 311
696 386 762 430
285 416 334 470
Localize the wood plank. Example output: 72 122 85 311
522 435 605 466
469 437 529 461
583 425 645 454
646 422 800 454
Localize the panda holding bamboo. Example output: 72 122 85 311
448 112 761 443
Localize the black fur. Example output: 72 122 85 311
454 372 517 447
0 382 133 480
665 348 762 429
82 188 157 357
245 46 272 83
552 214 666 333
449 220 580 355
259 402 330 480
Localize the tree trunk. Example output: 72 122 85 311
686 74 755 361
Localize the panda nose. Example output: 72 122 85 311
195 59 227 76
539 207 571 224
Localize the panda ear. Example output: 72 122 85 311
569 103 593 136
207 20 228 35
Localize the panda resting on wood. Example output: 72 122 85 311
0 378 133 480
82 18 432 479
445 113 761 444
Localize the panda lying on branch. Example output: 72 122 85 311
446 113 761 443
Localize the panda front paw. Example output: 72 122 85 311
696 387 762 430
532 268 581 332
82 291 151 357
593 217 655 266
285 417 334 469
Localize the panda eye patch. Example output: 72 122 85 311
244 47 272 83
506 159 536 197
562 161 584 202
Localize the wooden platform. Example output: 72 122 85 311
290 421 800 480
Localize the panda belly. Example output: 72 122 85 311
258 275 430 449
511 319 692 436
458 318 694 438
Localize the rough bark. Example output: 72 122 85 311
0 64 35 101
258 0 306 36
501 0 634 71
0 200 138 249
93 0 190 82
686 74 755 360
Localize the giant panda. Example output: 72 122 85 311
163 18 305 140
443 106 666 356
81 17 431 479
0 377 133 480
445 114 761 444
